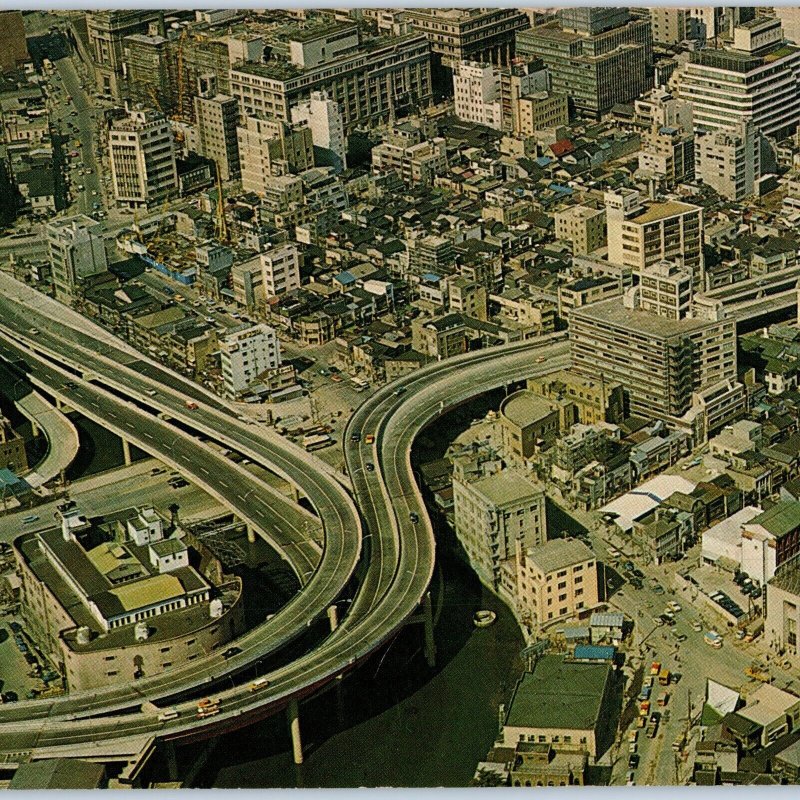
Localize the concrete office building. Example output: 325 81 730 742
638 124 695 188
46 215 108 302
649 8 687 45
193 93 240 181
674 17 800 139
261 244 301 299
237 116 314 192
605 188 704 288
516 8 652 118
517 538 598 627
0 12 29 74
230 28 433 134
87 11 163 98
220 323 281 397
290 90 347 173
453 469 546 589
695 120 760 202
14 504 244 691
554 205 606 255
109 107 177 210
452 61 502 129
516 92 569 137
404 8 529 68
500 58 550 133
500 390 561 461
570 293 737 419
634 87 693 131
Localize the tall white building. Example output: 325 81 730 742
674 17 800 139
637 260 693 320
46 215 108 302
290 90 347 173
219 323 281 397
696 119 760 201
109 107 177 210
261 244 301 299
452 61 502 130
193 93 240 181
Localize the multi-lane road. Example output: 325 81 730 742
0 274 569 759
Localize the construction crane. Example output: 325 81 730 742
214 163 229 244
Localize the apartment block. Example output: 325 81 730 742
290 90 347 173
517 538 598 627
453 61 502 129
371 124 448 186
219 323 281 397
554 205 606 255
515 91 569 137
261 244 301 299
453 469 546 589
695 119 760 201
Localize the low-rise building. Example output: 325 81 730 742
501 654 619 760
554 205 606 256
500 390 560 461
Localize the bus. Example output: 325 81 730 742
303 434 333 452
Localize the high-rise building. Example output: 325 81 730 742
696 119 760 202
230 29 432 134
0 12 29 74
649 8 687 45
289 91 347 173
261 244 301 299
570 285 736 421
193 94 240 181
219 324 281 397
109 107 178 210
404 8 530 69
452 61 502 129
674 17 800 139
605 188 704 288
46 215 109 302
516 8 652 117
87 11 163 97
499 57 550 132
237 117 314 194
122 33 174 115
453 469 546 589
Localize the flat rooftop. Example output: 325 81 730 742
630 200 699 225
470 469 543 508
506 654 611 730
571 297 718 338
502 390 558 428
527 538 594 574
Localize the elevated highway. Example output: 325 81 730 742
0 275 569 762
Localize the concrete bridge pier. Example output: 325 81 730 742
422 590 436 669
164 740 179 782
288 698 303 765
327 604 339 633
121 437 132 466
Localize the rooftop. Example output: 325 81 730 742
527 538 594 574
506 654 612 731
748 501 800 539
501 389 558 428
630 200 700 225
469 469 544 509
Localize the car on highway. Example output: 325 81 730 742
249 677 270 692
222 646 242 659
364 434 375 445
185 401 199 410
350 432 361 443
409 512 419 524
535 356 546 363
365 462 375 472
29 327 39 335
628 753 640 769
394 386 407 396
145 388 157 396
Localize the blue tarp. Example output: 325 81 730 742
574 644 616 661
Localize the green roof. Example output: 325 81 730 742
506 655 611 730
751 501 800 539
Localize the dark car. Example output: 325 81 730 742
351 432 361 442
365 462 375 472
628 753 640 769
409 512 419 524
2 691 18 703
222 646 242 659
632 568 644 578
623 561 635 572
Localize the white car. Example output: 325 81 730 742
668 601 682 613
